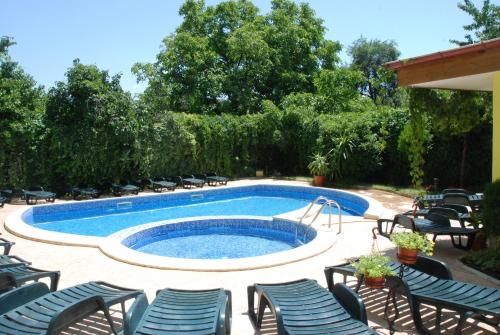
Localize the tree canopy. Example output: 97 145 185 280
44 60 137 186
133 0 341 115
348 37 401 105
450 0 500 46
0 37 46 186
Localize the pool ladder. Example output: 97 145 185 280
295 196 342 243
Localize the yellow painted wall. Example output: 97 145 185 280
493 72 500 181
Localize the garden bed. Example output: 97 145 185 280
461 249 500 280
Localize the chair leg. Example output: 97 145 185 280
355 276 363 293
410 300 432 335
435 306 442 332
256 296 269 328
246 286 258 327
454 312 472 335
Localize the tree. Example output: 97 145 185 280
0 37 46 186
134 0 340 115
313 68 364 113
450 0 500 46
348 37 401 105
44 60 137 187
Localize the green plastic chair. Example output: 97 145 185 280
325 256 500 334
0 281 142 334
247 278 376 335
124 287 231 335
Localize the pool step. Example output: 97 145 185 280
117 201 133 209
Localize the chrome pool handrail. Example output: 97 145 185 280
296 196 343 243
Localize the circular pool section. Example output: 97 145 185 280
122 218 316 259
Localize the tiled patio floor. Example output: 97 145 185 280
1 179 498 334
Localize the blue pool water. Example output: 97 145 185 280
23 185 368 237
139 234 293 258
123 218 315 259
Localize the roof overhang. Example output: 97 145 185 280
385 38 500 91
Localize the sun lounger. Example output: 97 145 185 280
23 186 56 205
0 189 20 203
71 185 100 200
112 182 140 196
181 175 205 188
325 256 500 335
378 214 479 250
442 188 467 194
206 172 229 186
248 278 376 335
124 287 232 335
0 237 14 256
0 264 60 291
0 281 142 334
149 178 176 192
0 255 30 269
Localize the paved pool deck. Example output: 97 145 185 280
1 179 498 334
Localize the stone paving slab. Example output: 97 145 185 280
0 179 498 334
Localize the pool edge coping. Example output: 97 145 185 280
4 181 383 270
100 215 337 271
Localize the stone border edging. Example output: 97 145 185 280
454 258 500 286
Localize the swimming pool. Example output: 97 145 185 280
21 184 368 237
123 218 316 259
7 183 380 270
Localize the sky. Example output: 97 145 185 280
1 0 488 95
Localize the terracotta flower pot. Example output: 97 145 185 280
365 276 385 289
313 175 326 187
398 247 419 265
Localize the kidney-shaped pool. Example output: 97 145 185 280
7 183 380 270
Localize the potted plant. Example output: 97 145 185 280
390 232 434 265
328 134 354 181
352 253 395 289
307 153 329 187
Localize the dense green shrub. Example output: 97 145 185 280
134 104 283 179
0 38 46 187
481 180 500 238
43 60 137 188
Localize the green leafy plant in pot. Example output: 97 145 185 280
327 134 354 182
352 253 395 289
391 232 434 265
307 153 329 187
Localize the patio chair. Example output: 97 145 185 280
442 188 467 194
194 173 208 184
23 186 56 205
124 287 232 335
71 185 100 200
378 214 479 250
325 256 500 335
442 192 471 207
166 176 183 188
181 175 205 188
0 191 10 204
0 237 14 255
0 254 30 269
0 280 142 334
0 273 18 294
206 172 229 186
0 263 60 291
247 278 377 335
112 182 140 196
149 178 176 192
